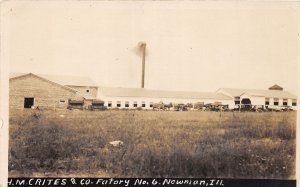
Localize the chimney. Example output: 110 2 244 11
141 43 146 88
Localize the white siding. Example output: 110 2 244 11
98 93 233 110
240 94 265 106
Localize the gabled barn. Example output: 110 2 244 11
9 73 98 110
10 73 77 109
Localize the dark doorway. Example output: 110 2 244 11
24 97 34 108
241 98 251 104
241 98 251 109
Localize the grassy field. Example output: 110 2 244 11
9 109 296 179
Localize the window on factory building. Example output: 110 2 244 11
133 101 138 107
24 97 34 108
292 99 297 106
274 98 279 106
234 97 240 105
150 102 153 107
265 98 269 105
125 101 129 107
283 99 288 106
142 101 146 107
117 101 121 107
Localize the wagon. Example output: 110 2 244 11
68 99 84 110
89 99 107 111
173 103 188 111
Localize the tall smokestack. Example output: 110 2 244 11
141 43 146 88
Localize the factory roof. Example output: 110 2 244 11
98 87 232 100
217 88 297 99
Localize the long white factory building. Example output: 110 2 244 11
9 73 297 110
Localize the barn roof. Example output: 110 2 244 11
10 73 77 93
10 73 97 87
98 87 232 100
218 88 297 99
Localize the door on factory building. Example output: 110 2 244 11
241 98 251 109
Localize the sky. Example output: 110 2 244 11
3 1 300 94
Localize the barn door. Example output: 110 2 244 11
24 97 34 108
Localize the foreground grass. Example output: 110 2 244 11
9 110 296 179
